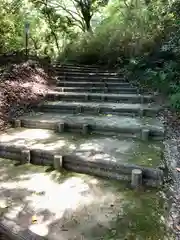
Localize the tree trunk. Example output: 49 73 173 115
78 1 92 32
85 14 92 31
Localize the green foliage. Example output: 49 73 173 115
170 92 180 109
60 0 175 66
1 0 180 111
0 0 108 57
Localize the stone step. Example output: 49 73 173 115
55 66 118 73
56 81 132 88
46 91 154 104
37 101 161 117
17 112 164 140
53 86 139 94
57 71 120 76
54 63 111 70
57 75 123 82
0 128 163 171
54 63 101 69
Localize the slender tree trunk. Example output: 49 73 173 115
84 14 92 31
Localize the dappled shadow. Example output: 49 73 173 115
0 159 170 239
0 128 163 167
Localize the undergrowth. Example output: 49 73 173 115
58 1 180 110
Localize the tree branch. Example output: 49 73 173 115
54 3 86 31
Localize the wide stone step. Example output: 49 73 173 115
57 71 120 77
18 112 164 140
56 81 132 88
54 63 100 69
0 128 163 172
55 66 118 73
53 86 138 94
46 91 154 104
37 101 161 117
57 75 123 82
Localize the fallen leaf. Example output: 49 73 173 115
32 215 38 224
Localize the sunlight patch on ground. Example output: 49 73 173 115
0 130 163 167
0 129 51 142
0 158 170 239
0 163 123 238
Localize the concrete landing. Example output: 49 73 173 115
0 128 163 167
19 112 164 139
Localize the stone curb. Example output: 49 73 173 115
0 143 164 186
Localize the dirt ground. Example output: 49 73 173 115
0 60 54 130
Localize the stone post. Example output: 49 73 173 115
21 149 31 164
56 122 65 133
131 169 142 188
76 106 82 114
53 155 63 171
82 124 89 135
85 95 89 101
13 119 21 128
139 108 144 117
139 94 144 104
104 88 108 93
141 129 149 141
97 108 101 114
101 95 105 101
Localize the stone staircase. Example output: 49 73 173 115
0 63 166 240
1 64 165 184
